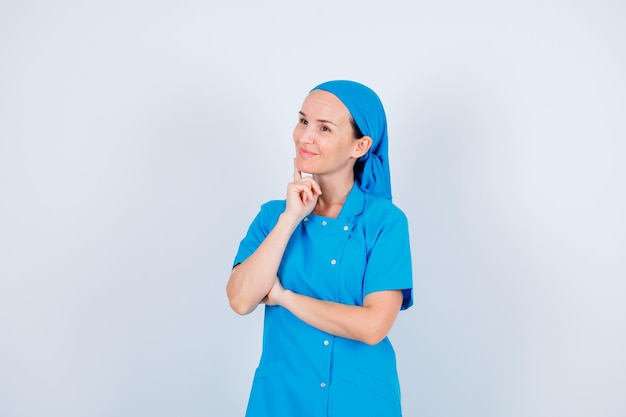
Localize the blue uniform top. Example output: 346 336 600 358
233 184 413 417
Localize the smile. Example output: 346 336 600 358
298 148 317 158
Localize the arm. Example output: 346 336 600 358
264 278 403 345
226 161 322 315
226 212 300 315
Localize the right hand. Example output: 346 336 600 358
285 158 321 221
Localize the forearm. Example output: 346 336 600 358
279 289 403 345
226 212 301 315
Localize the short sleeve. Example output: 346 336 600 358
362 207 413 310
233 200 284 268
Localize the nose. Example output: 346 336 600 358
301 133 314 144
295 124 314 145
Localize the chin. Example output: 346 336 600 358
295 159 315 174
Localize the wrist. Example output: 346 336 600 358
279 211 304 227
279 288 294 309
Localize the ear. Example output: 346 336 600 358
352 136 372 158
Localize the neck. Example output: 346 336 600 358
311 172 355 218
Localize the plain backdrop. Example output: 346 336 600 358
1 1 625 416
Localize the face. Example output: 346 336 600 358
293 89 371 177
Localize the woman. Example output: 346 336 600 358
227 80 413 417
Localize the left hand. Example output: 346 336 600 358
261 276 287 306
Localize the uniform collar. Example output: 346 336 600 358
336 183 366 220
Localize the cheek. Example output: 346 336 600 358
292 125 302 143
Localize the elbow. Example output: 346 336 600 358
226 285 257 315
362 332 387 346
228 297 256 316
226 266 259 315
360 323 390 346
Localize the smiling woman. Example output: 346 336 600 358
293 90 372 199
226 80 413 417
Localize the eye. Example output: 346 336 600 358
320 125 330 132
299 117 308 125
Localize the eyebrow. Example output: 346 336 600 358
299 111 338 127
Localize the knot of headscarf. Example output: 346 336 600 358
311 80 392 201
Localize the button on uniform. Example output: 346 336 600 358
320 382 327 388
323 340 330 346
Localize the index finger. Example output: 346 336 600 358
293 158 302 182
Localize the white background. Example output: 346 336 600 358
1 1 624 416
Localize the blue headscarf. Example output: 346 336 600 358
311 80 392 201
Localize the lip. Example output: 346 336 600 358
298 147 317 158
